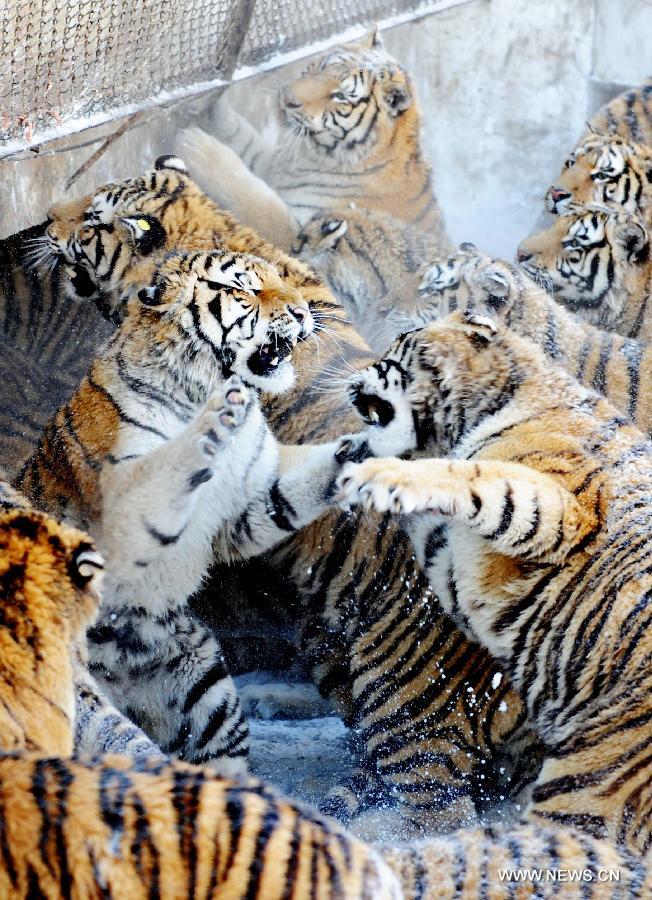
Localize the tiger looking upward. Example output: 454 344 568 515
35 157 533 835
17 249 360 774
518 203 652 342
337 311 652 860
0 504 401 899
177 28 449 253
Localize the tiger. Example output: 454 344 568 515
587 76 652 149
292 207 446 354
334 311 652 859
517 202 652 342
0 477 166 761
33 156 532 836
0 505 402 899
395 245 652 436
0 225 112 474
545 132 652 221
177 27 448 253
16 247 363 775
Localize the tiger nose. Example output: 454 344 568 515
516 244 533 263
548 187 571 204
283 92 302 109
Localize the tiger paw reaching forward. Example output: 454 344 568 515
336 310 652 856
16 249 354 772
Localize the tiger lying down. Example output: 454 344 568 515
16 248 362 773
0 503 400 898
332 310 652 893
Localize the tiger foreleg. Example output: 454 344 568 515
100 376 249 573
208 94 277 178
337 457 588 564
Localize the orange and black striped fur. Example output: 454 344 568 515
545 132 652 224
0 503 401 898
338 311 652 860
293 207 449 354
178 28 447 252
34 158 532 835
588 77 652 149
518 203 652 342
400 246 652 435
16 247 366 775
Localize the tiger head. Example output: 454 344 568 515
546 132 652 216
34 156 250 321
516 203 650 329
121 249 312 394
0 508 104 754
346 311 527 459
279 28 417 163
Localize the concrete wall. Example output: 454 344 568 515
2 0 651 258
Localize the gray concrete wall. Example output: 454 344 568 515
2 0 651 258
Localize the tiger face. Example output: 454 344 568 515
517 204 650 326
346 312 514 459
280 29 414 162
125 250 312 394
546 133 652 216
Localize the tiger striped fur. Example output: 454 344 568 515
17 248 361 774
518 203 652 342
546 132 652 222
293 207 447 354
588 77 652 149
33 157 533 834
337 311 652 858
0 478 165 761
397 246 652 435
0 505 401 899
0 227 112 474
177 28 447 253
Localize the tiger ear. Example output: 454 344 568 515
359 25 383 50
137 285 163 306
462 311 498 348
318 218 347 247
119 214 166 255
154 155 188 174
381 79 412 116
474 265 513 311
615 218 649 263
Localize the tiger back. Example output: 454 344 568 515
0 500 401 899
517 202 652 342
35 158 532 835
178 29 448 251
588 76 652 148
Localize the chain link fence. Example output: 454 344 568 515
1 0 461 150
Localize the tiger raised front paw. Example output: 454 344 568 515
336 458 454 516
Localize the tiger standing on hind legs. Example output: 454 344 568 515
335 310 652 894
33 155 535 838
0 499 401 898
16 248 365 775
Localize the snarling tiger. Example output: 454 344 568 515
177 28 448 253
31 156 530 834
0 504 401 898
17 247 362 774
334 311 652 886
545 132 652 221
517 203 652 342
396 245 652 436
293 207 446 354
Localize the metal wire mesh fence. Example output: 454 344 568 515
1 0 454 149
